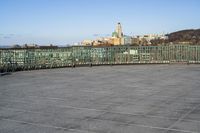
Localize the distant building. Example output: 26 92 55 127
142 34 168 42
12 44 21 48
82 22 129 46
82 40 93 46
39 44 58 48
112 22 125 45
132 34 168 45
123 36 132 45
113 38 121 45
23 44 39 48
21 44 58 48
112 22 123 38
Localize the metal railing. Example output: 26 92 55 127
1 45 200 72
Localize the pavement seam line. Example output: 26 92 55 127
2 99 200 124
167 104 200 130
0 107 198 133
0 118 98 133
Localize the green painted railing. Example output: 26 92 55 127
1 45 200 72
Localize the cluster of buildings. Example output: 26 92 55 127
82 23 168 46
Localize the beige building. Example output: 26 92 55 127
113 38 121 45
82 40 93 46
112 23 125 45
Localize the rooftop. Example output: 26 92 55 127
1 65 200 133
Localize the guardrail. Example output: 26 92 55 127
1 45 200 72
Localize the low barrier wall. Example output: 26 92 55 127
1 45 200 72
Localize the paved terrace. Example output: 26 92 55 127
0 65 200 133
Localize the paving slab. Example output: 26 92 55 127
0 65 200 133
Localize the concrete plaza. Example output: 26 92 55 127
0 65 200 133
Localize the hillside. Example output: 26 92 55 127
167 29 200 44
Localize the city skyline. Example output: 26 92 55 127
0 0 200 46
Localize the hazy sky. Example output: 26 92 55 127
0 0 200 46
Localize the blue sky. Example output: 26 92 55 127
0 0 200 46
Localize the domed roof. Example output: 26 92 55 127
112 31 118 37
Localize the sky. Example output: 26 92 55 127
0 0 200 46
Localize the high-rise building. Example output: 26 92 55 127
112 22 123 38
116 22 123 38
111 22 125 45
